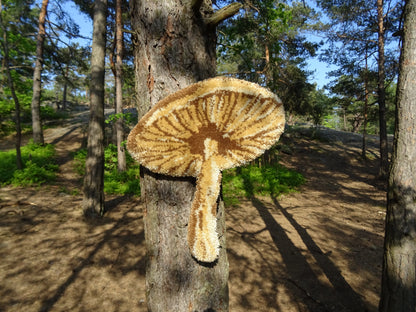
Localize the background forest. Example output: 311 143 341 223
0 0 412 311
0 0 404 188
1 0 403 137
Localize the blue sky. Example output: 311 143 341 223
62 2 92 46
62 1 335 89
305 44 336 89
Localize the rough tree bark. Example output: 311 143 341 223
377 0 389 179
31 0 49 144
379 0 416 310
82 0 107 217
362 47 369 159
115 0 126 171
130 1 240 310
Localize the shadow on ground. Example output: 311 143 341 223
0 113 386 312
226 133 385 312
0 190 146 312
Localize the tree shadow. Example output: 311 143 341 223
50 126 80 146
274 196 369 310
37 203 145 312
0 187 146 312
226 134 380 311
36 200 145 312
250 196 367 311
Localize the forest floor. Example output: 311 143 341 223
0 105 388 312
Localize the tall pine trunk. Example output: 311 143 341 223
379 0 416 310
377 0 389 179
82 0 107 217
31 0 48 144
362 48 369 159
130 1 231 310
115 0 126 171
63 65 69 110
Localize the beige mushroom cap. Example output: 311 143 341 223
127 76 285 177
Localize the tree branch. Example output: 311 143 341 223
46 19 92 41
122 28 135 34
205 2 242 27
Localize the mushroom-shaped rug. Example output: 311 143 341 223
127 76 285 263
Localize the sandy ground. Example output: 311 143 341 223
0 109 386 311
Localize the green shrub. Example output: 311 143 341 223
40 105 68 120
104 143 119 171
222 163 305 206
0 141 58 186
11 160 58 186
105 112 136 127
73 148 87 176
73 145 303 201
73 143 141 196
104 168 141 196
0 152 16 184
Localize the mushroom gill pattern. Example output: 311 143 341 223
127 77 285 177
127 76 285 262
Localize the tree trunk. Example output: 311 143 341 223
379 0 416 310
377 0 389 179
0 1 22 169
343 107 347 130
31 0 48 144
362 47 369 159
63 65 69 110
130 0 229 310
82 0 107 217
115 0 126 172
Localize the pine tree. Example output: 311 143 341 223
31 0 49 144
130 0 240 310
380 0 416 310
82 0 107 217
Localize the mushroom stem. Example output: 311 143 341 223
187 156 222 263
